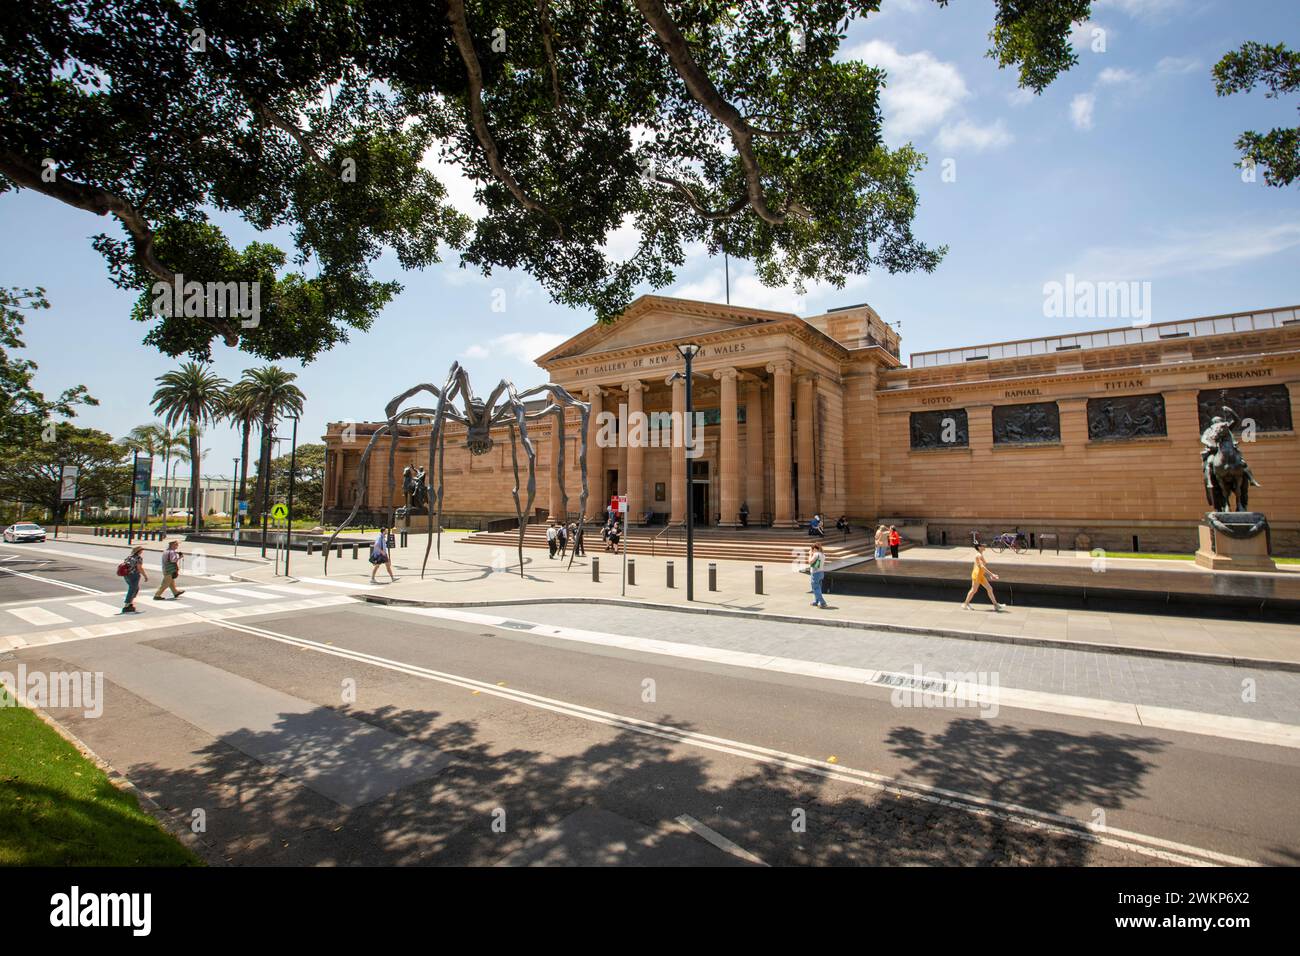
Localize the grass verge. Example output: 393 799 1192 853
0 694 201 866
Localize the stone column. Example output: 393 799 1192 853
624 380 646 524
768 361 795 527
796 373 817 521
547 413 566 524
715 367 740 527
745 379 765 522
670 374 687 524
585 386 605 520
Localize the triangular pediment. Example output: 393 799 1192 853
537 295 791 365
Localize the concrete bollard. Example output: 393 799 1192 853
755 564 763 595
666 560 674 589
708 562 718 592
592 557 599 582
627 558 635 586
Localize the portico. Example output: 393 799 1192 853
535 295 899 528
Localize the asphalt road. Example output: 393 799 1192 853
0 540 250 604
10 585 1298 866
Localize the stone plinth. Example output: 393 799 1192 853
1195 519 1276 572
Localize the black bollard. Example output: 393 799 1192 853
352 543 359 560
755 564 763 594
627 558 635 586
337 544 343 558
708 562 718 592
666 560 675 589
307 540 314 556
592 557 599 582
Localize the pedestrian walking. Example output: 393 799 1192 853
888 525 901 560
558 522 568 558
809 544 829 609
369 527 397 583
547 523 558 559
118 545 148 614
961 544 1005 611
152 539 186 600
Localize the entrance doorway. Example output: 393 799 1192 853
606 469 619 503
690 460 710 526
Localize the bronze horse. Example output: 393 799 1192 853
1204 430 1259 513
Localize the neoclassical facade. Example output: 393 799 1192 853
322 296 1300 554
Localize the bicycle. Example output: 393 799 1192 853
990 529 1029 555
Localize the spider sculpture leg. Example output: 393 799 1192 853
507 422 525 576
515 384 591 571
324 421 394 575
422 365 465 579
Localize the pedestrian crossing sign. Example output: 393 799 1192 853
271 503 289 520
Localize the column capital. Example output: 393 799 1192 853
713 366 739 382
794 370 819 386
766 360 794 375
622 379 647 394
668 373 685 391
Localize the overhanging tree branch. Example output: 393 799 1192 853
255 103 335 176
0 149 239 344
653 174 749 220
446 0 564 236
632 0 811 225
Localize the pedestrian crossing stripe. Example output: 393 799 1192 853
68 601 122 619
5 606 72 626
176 590 238 605
0 594 356 651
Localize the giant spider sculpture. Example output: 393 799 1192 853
325 363 590 578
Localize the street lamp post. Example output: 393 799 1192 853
675 343 702 601
284 415 299 577
232 456 241 556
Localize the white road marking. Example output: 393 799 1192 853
386 605 1300 752
6 606 73 626
255 584 323 597
210 616 1259 868
297 577 383 591
178 590 238 605
0 565 103 595
675 815 768 866
217 588 281 600
69 601 124 619
0 595 355 649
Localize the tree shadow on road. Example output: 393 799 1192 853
110 698 1178 867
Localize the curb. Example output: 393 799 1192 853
20 701 222 865
362 593 1300 674
54 535 269 565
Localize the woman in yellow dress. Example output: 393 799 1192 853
962 544 1005 611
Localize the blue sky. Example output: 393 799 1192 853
3 0 1297 476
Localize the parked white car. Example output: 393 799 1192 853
3 522 47 543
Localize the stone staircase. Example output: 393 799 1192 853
456 523 884 563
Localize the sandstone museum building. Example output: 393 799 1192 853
322 296 1300 555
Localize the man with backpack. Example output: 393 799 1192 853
153 540 185 600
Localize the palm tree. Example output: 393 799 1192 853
151 363 229 530
125 423 191 533
239 366 306 522
223 379 261 511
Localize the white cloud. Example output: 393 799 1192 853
1072 222 1300 280
1097 67 1139 86
1070 93 1096 130
671 265 869 315
602 216 642 262
936 119 1014 152
462 331 569 365
1070 20 1109 51
846 40 969 140
1094 0 1183 21
1007 87 1037 107
420 144 485 219
1156 56 1201 75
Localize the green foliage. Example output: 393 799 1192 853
0 286 96 446
0 423 128 516
1213 41 1300 187
259 442 326 520
151 362 230 528
0 1 1091 360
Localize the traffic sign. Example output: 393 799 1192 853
271 503 289 521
